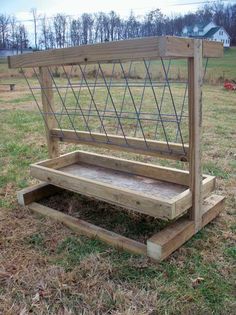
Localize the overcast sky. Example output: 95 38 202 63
2 0 236 40
1 0 229 21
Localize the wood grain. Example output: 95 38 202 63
8 37 223 69
51 128 188 161
188 40 203 232
17 182 62 206
30 163 176 219
147 194 225 260
29 202 147 255
39 67 59 158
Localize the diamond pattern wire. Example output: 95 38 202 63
27 58 192 157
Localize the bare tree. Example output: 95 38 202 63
54 14 67 48
31 8 39 49
70 18 82 46
15 24 28 53
9 16 17 49
40 15 55 49
109 11 121 41
81 13 94 44
0 14 10 48
2 2 236 50
124 12 140 39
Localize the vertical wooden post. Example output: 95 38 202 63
188 39 203 232
39 67 59 158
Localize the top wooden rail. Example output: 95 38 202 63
8 36 223 69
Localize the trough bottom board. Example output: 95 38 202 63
17 183 225 261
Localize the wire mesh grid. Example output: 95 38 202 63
23 58 191 157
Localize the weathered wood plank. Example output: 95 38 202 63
28 202 147 255
202 40 224 58
39 67 59 158
147 194 225 260
36 150 190 186
51 128 188 161
188 40 203 232
30 164 176 219
174 175 215 217
8 37 223 69
201 194 225 226
76 151 189 186
147 218 194 261
17 182 62 206
38 151 79 169
18 182 224 260
31 150 216 219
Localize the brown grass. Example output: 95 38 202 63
0 59 236 314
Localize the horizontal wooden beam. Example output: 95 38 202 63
38 150 190 186
17 182 224 260
28 202 147 255
30 163 175 219
174 175 216 216
17 182 62 206
51 129 189 161
147 194 225 260
8 37 223 69
30 150 215 218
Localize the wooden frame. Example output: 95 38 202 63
188 39 203 232
30 150 216 220
50 128 189 161
17 182 225 260
8 36 223 69
11 36 225 260
39 67 59 158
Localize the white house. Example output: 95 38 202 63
182 21 230 47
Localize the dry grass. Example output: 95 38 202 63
0 58 236 314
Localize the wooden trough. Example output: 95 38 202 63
9 36 225 261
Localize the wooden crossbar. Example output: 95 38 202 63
51 128 189 161
8 36 223 69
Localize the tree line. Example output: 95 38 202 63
0 1 235 52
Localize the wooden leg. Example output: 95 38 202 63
17 182 62 206
188 40 203 233
39 67 59 158
147 195 225 261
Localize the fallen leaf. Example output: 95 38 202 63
19 307 28 315
191 276 204 288
0 270 11 284
32 292 40 303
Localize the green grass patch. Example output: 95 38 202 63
224 246 236 260
26 233 45 249
55 236 107 270
203 161 230 179
0 82 235 314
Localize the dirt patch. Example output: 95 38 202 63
40 190 170 243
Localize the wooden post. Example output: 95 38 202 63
188 39 203 232
39 67 59 158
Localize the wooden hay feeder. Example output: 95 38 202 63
9 36 225 261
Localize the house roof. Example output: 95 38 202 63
195 22 210 31
182 21 231 40
183 21 214 33
203 27 221 38
204 26 231 38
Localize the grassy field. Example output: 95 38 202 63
1 47 236 83
0 54 236 314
